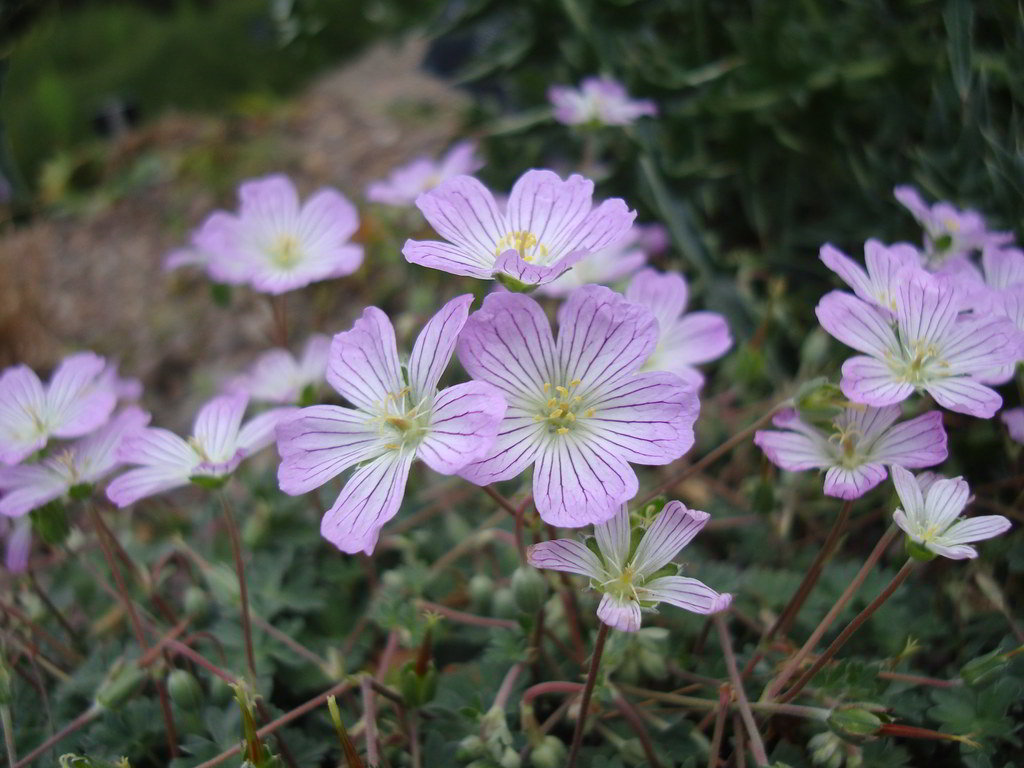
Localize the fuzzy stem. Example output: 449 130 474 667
617 683 830 720
218 490 257 680
707 685 729 768
416 600 518 630
567 622 610 768
762 524 898 701
714 614 768 766
493 662 526 711
779 558 916 703
1 701 17 767
361 675 380 767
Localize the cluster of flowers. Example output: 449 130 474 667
756 186 1016 558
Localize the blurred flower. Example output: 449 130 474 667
2 518 31 573
527 501 731 631
0 353 118 466
819 240 924 314
816 271 1020 418
754 405 947 499
894 185 1012 267
186 174 363 294
536 224 662 297
1001 407 1024 444
0 407 149 516
548 76 657 127
107 394 292 506
366 142 483 207
891 465 1010 559
625 268 732 388
276 296 506 554
99 362 144 402
403 169 635 289
457 285 699 526
227 334 331 405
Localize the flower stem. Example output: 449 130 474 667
270 294 289 348
218 490 257 680
714 613 769 766
567 622 610 768
779 558 916 703
761 524 899 701
12 703 101 768
1 701 17 768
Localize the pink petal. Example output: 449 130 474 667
815 291 898 358
506 170 594 260
492 248 583 286
594 505 630 571
407 294 472 400
939 515 1011 546
410 175 505 270
526 538 603 579
632 501 709 578
840 356 914 406
890 465 926 527
299 187 360 247
417 381 507 475
894 271 958 346
0 465 66 517
661 312 732 366
923 476 969 531
982 245 1024 289
0 365 47 464
237 407 297 455
867 411 947 468
597 593 642 632
4 519 32 573
106 466 191 507
46 352 116 439
533 436 637 528
823 464 887 499
74 406 151 482
238 174 300 228
754 429 832 472
193 394 248 464
1001 407 1024 443
276 406 384 495
626 268 689 329
327 307 404 412
819 244 873 303
640 575 732 615
403 240 494 279
923 378 1002 419
941 316 1020 374
117 427 197 471
458 416 545 486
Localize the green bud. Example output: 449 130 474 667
210 282 232 307
183 586 210 622
529 736 566 768
398 660 438 707
456 735 486 761
209 676 234 705
30 500 71 546
495 273 537 294
68 482 94 501
190 475 229 491
498 747 521 768
298 383 318 408
794 377 847 427
468 574 495 608
96 662 144 710
960 648 1008 688
167 669 204 711
511 567 548 614
492 588 517 619
242 508 270 548
827 707 882 744
905 538 937 563
381 569 405 590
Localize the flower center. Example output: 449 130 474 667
605 564 641 602
375 386 429 451
534 380 594 435
828 423 862 467
895 340 948 385
269 235 303 270
495 230 549 264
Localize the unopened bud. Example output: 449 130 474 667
468 574 494 608
456 735 486 761
511 567 548 614
529 736 566 768
184 586 210 622
499 747 521 768
960 648 1008 688
795 378 847 427
96 662 144 710
827 707 882 744
492 587 517 619
168 669 203 711
398 660 438 707
905 538 937 563
30 500 71 546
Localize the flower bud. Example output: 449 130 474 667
168 669 204 711
960 648 1008 688
498 747 521 768
827 707 882 744
456 735 486 761
468 574 495 608
209 676 234 705
511 567 548 614
529 736 566 768
96 662 144 710
795 377 847 428
492 587 517 619
30 501 71 546
183 586 210 622
398 660 438 707
905 538 937 563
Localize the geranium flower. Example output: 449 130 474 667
275 295 507 554
457 285 699 527
403 169 636 289
107 394 292 506
894 185 1012 266
1001 408 1024 444
815 271 1020 418
190 174 363 294
891 466 1011 560
625 269 732 388
754 405 947 499
2 518 31 573
366 142 483 207
227 334 331 405
537 224 658 298
548 76 657 127
0 353 118 466
527 502 731 631
0 407 150 516
819 240 924 314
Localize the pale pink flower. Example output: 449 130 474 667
548 76 657 127
819 239 924 314
537 224 662 298
366 142 483 207
228 334 331 405
1001 408 1024 444
894 185 1013 266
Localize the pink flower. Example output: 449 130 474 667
754 406 947 499
366 142 483 207
527 502 731 632
537 224 659 298
894 185 1013 266
187 174 363 294
228 334 331 405
107 394 293 506
457 285 699 527
891 466 1010 560
0 353 118 466
625 269 732 388
2 518 31 573
815 271 1020 418
1001 407 1024 444
275 296 507 555
819 240 924 314
0 407 150 516
548 76 657 127
403 169 636 289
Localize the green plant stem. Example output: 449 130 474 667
567 622 610 768
1 701 17 768
707 685 729 768
762 524 899 701
12 704 101 768
218 490 257 680
360 674 380 767
714 614 768 767
779 558 917 703
617 683 830 720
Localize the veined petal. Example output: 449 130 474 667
458 292 558 403
923 378 1002 419
417 381 507 475
328 307 404 412
864 240 922 308
840 356 914 406
73 406 151 482
640 575 732 615
632 501 709 579
837 404 901 445
890 465 926 529
556 284 658 391
402 240 494 279
46 352 116 439
823 464 887 499
0 465 66 517
894 271 958 347
193 394 248 464
238 175 300 232
926 541 978 560
923 476 969 531
754 429 832 471
299 334 332 383
815 291 898 358
413 175 505 264
585 371 698 464
106 466 192 507
458 416 545 486
819 244 873 303
299 187 359 249
597 593 642 632
1002 407 1024 443
237 407 297 454
661 312 732 366
0 365 47 464
594 504 630 571
560 198 635 258
526 538 604 579
626 268 688 329
938 515 1011 546
118 427 198 472
276 406 385 495
492 248 583 286
506 170 594 260
867 411 947 468
982 245 1024 289
319 450 414 555
408 294 473 401
533 434 637 528
941 316 1020 374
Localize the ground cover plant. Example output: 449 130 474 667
0 2 1022 768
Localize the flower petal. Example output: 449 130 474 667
506 170 594 260
411 175 505 269
106 466 191 507
319 450 414 555
923 378 1002 419
894 271 958 347
526 538 604 579
0 366 47 465
0 465 66 517
819 244 874 303
594 504 630 572
46 352 116 439
632 501 709 578
328 307 404 412
237 407 298 455
661 312 732 366
492 248 583 286
640 575 732 615
458 416 546 486
299 187 360 249
924 476 969 531
941 316 1020 374
597 592 642 632
73 406 151 482
815 291 898 357
118 427 197 471
193 394 248 464
823 464 887 499
938 515 1011 546
417 381 507 475
840 356 914 406
754 429 832 471
867 411 947 468
626 269 688 330
890 465 926 529
402 240 494 279
408 294 472 401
